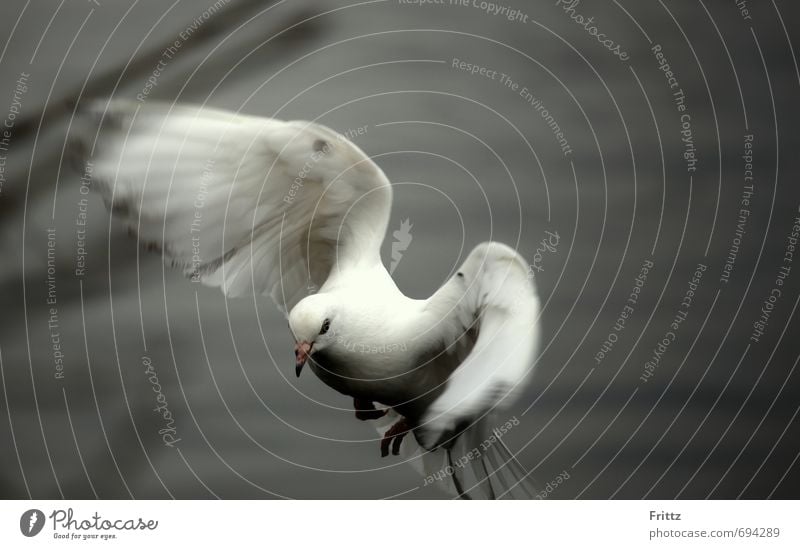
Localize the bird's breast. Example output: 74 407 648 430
309 346 405 397
308 343 444 416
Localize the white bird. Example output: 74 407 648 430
72 101 541 499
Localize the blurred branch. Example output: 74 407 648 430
0 0 323 223
10 0 322 142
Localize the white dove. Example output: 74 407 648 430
72 101 541 499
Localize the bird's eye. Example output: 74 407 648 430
319 318 331 335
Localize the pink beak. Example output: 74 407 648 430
294 341 312 377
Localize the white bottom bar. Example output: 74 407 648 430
1 500 797 548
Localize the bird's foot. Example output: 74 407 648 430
354 398 388 421
381 418 410 457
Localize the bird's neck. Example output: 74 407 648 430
337 184 392 265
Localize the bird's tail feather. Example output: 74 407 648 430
442 417 538 499
377 412 538 499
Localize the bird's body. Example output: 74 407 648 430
298 276 452 422
72 100 541 498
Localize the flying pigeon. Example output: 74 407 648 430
71 101 541 499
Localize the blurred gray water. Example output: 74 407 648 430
1 0 799 499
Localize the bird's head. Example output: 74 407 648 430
288 294 336 377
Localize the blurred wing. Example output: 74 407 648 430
417 242 540 450
71 100 392 311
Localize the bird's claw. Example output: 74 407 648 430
381 418 410 457
354 399 388 421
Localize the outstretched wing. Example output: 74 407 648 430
417 242 540 451
70 100 392 311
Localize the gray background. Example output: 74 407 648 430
1 0 799 499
